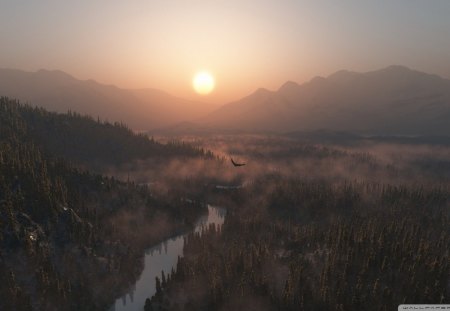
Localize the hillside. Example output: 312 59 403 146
1 97 213 172
0 97 209 310
0 68 217 130
201 66 450 135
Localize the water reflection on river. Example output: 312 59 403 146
111 205 226 311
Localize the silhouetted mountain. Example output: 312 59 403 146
0 68 217 130
201 66 450 135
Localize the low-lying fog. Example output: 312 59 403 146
109 133 450 190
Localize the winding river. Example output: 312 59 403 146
110 205 226 311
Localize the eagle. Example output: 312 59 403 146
231 158 246 167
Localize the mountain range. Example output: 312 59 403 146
200 65 450 135
0 68 217 130
1 66 450 135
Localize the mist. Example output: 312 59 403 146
110 134 450 193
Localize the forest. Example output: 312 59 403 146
147 179 448 310
0 97 211 310
142 134 450 310
1 97 449 310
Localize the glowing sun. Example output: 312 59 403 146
193 71 215 95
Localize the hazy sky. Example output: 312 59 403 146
1 1 450 104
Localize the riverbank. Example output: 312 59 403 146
111 205 226 311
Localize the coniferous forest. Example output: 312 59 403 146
1 97 449 310
0 97 210 310
142 135 450 310
149 180 449 310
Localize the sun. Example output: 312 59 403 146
193 71 215 95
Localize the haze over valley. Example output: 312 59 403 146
201 65 450 135
0 68 219 130
2 65 450 136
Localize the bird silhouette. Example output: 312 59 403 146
231 158 246 167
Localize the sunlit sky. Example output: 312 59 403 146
1 1 450 104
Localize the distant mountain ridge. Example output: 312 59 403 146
0 68 217 130
3 66 450 135
200 65 450 135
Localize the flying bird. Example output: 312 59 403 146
231 158 246 167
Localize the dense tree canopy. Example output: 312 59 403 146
0 97 208 310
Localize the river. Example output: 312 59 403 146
110 205 226 311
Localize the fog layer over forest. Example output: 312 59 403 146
1 98 448 310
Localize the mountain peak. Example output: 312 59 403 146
381 65 412 73
278 80 300 92
252 87 271 96
36 69 74 80
365 65 419 78
328 69 358 81
310 76 326 83
201 65 450 134
366 65 444 82
0 67 215 130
